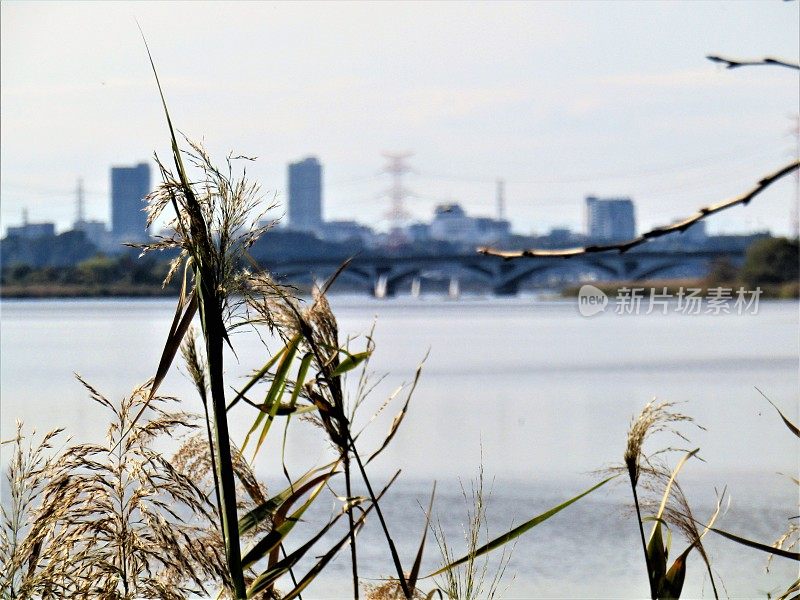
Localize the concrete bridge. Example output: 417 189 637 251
260 249 744 296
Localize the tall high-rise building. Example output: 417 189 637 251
585 196 636 242
288 157 322 232
111 162 150 239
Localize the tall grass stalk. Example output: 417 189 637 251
432 464 513 600
137 37 275 594
241 274 413 597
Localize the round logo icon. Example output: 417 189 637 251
578 284 608 317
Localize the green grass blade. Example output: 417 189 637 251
246 512 348 596
278 504 374 600
366 359 424 465
408 481 436 591
152 291 198 400
227 336 298 411
661 545 692 599
427 474 619 578
239 466 336 536
287 353 314 409
241 466 336 568
250 340 300 459
273 471 400 600
241 336 300 456
647 522 668 590
118 290 198 449
281 352 314 480
704 526 800 560
330 350 372 377
139 24 200 214
756 387 800 438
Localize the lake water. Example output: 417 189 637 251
1 296 798 598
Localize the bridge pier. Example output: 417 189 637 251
411 277 421 298
373 274 392 298
493 281 519 296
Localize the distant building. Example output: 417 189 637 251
428 203 511 246
6 222 55 239
682 220 706 244
288 157 322 233
111 163 150 240
547 228 573 245
585 196 636 242
319 220 373 244
647 218 708 251
74 219 107 244
536 227 584 249
474 217 511 243
405 222 431 244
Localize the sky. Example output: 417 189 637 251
1 1 799 237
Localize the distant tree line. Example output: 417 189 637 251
0 226 468 272
1 230 99 268
714 236 799 294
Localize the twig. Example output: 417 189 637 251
707 55 800 71
477 160 799 260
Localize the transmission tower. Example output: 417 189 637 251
381 152 414 231
75 178 85 226
496 178 506 221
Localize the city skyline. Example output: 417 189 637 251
2 2 798 238
0 153 787 242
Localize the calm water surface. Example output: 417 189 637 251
1 296 798 598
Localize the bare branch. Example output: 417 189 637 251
477 160 799 260
707 55 800 71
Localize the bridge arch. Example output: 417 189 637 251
495 258 620 295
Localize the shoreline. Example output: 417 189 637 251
0 284 178 299
3 280 797 300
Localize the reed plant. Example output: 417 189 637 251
129 41 427 598
0 424 82 599
617 396 800 599
430 464 514 600
1 381 235 598
617 400 723 600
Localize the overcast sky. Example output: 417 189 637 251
2 1 798 237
